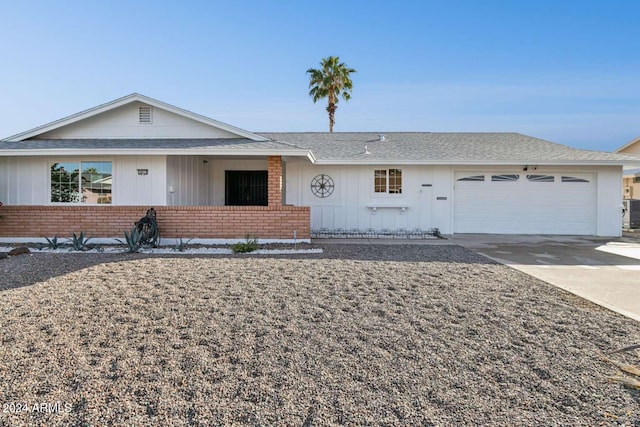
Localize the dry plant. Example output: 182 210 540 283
602 344 640 390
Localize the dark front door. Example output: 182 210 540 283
225 170 268 206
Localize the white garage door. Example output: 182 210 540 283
454 172 596 234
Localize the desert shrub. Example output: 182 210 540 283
172 238 193 252
231 236 258 254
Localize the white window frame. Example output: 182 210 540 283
48 159 114 205
372 168 403 196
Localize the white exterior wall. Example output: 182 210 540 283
115 156 167 205
36 102 240 139
286 162 623 237
596 166 624 236
286 162 450 232
0 156 166 206
166 156 211 206
0 157 49 204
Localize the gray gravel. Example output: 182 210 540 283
0 244 639 426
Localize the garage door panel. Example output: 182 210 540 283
454 172 595 235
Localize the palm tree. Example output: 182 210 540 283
306 56 356 132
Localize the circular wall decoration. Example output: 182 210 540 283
311 174 335 198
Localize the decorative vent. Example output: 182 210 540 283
139 106 152 124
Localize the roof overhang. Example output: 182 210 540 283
0 148 314 160
312 159 640 167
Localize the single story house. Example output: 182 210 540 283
1 93 638 242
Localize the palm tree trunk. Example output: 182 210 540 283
326 103 337 133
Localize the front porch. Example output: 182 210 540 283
0 155 311 240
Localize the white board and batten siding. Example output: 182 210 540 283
0 155 167 206
286 163 623 237
285 162 453 233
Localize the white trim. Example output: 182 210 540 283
3 93 269 142
0 148 313 158
312 159 640 167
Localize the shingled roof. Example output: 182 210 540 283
260 132 640 165
0 131 638 166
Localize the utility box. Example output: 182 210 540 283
623 199 640 229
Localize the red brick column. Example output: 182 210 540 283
268 155 283 207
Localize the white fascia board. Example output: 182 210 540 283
312 159 640 167
3 93 269 142
0 148 313 157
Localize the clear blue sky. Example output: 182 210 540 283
1 0 639 151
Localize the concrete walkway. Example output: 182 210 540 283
315 234 640 322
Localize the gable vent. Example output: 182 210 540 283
138 106 152 124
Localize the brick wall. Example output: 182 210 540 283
267 155 283 207
0 205 310 240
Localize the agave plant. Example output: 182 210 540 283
71 231 91 251
40 235 65 250
116 227 143 253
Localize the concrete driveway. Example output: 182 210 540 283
451 234 640 322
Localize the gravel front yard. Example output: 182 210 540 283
0 244 638 426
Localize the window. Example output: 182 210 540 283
457 175 485 182
527 174 554 182
374 169 387 193
491 174 519 182
50 161 112 204
633 176 640 184
139 106 152 123
561 176 589 183
374 169 402 194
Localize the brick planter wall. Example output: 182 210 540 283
0 205 310 240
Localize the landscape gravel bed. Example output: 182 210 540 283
0 244 638 425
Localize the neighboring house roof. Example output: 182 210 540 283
2 93 269 142
615 136 640 153
0 138 311 158
260 132 640 166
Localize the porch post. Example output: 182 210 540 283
267 155 283 206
